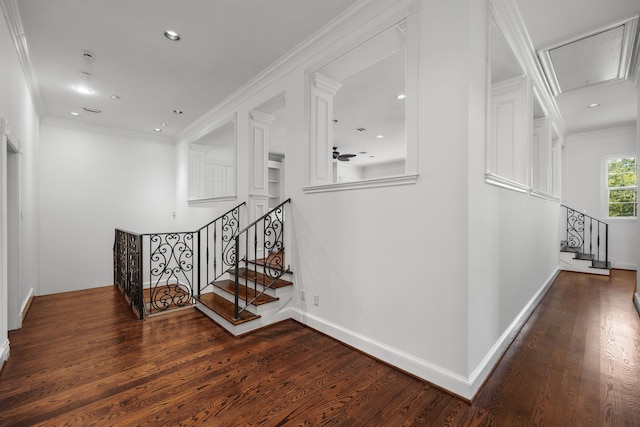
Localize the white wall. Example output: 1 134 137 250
172 0 561 399
39 121 176 294
564 125 638 270
0 6 41 363
635 78 640 316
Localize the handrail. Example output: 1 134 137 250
237 198 291 235
561 204 609 268
197 202 246 233
233 199 291 319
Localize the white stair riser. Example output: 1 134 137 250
560 252 610 276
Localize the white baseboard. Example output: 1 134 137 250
466 267 560 399
1 338 9 368
18 287 34 323
292 267 560 401
290 308 471 399
634 293 640 317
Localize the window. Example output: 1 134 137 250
606 157 637 218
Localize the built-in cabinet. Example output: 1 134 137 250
268 159 283 209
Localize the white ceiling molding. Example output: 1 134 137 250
40 117 174 144
490 0 567 138
0 0 45 118
175 0 411 145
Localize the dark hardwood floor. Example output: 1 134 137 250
1 270 638 426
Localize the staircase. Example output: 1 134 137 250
114 199 294 334
194 199 294 335
195 263 294 335
560 205 610 276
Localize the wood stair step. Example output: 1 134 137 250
591 260 611 269
574 252 594 261
230 267 293 289
196 293 259 325
212 279 278 305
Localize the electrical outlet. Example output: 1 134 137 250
301 290 305 301
314 295 319 306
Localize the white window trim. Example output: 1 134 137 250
304 3 419 193
602 154 638 220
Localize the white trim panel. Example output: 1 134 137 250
0 338 9 368
18 287 33 322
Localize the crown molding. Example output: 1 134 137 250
0 0 45 117
565 122 636 143
41 116 174 144
176 0 409 144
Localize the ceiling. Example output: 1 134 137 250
8 0 640 149
516 0 639 134
13 0 359 137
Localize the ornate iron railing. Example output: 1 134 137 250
113 229 144 320
562 204 609 268
233 199 291 319
113 202 245 319
195 203 244 296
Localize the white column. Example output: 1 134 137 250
309 73 341 186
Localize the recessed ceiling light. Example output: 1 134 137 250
111 95 120 100
153 128 163 133
173 109 183 114
588 103 600 108
161 123 167 127
69 111 80 116
73 85 93 95
83 107 101 114
376 135 384 139
164 30 180 41
396 94 406 100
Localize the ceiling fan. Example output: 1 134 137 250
332 147 356 162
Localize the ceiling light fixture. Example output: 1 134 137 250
83 107 101 114
173 109 183 114
161 123 167 127
376 135 384 139
396 94 406 100
69 112 80 116
111 95 120 100
154 128 163 132
164 30 180 41
588 103 600 108
73 85 93 95
81 50 96 63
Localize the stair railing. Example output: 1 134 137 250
113 202 245 319
195 202 245 297
562 204 609 268
233 198 291 320
113 229 145 320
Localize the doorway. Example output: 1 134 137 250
6 136 20 330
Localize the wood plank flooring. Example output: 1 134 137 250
1 269 639 426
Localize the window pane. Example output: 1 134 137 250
609 202 637 217
608 172 637 187
609 188 637 203
608 158 636 174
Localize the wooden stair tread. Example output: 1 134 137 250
591 260 611 269
230 267 293 289
212 279 278 305
196 293 259 325
574 253 595 261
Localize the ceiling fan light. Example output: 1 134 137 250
164 30 180 41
